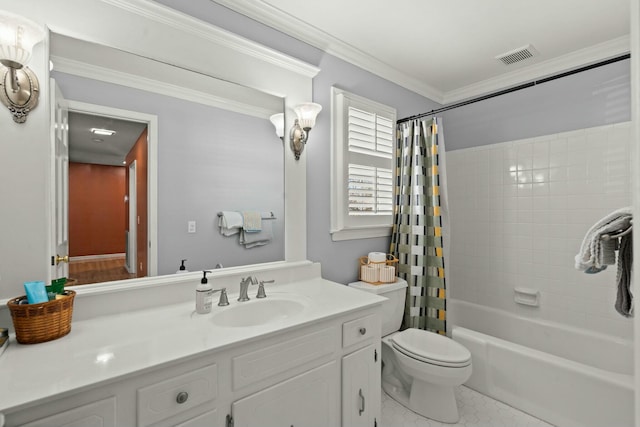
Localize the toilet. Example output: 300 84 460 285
348 278 472 423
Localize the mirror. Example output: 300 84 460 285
50 33 286 285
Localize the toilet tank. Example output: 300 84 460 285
348 278 408 336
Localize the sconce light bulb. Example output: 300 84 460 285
0 11 45 67
293 102 322 131
269 112 285 139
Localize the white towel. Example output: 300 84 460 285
218 211 243 236
242 211 262 232
239 219 273 248
574 207 633 272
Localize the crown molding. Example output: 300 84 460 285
100 0 320 79
211 0 445 103
52 56 276 118
442 36 631 104
212 1 631 107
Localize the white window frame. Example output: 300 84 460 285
330 87 397 241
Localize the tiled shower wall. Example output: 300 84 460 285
446 122 632 339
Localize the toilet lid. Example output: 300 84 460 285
392 329 471 367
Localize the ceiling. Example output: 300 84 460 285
213 0 630 104
68 112 147 166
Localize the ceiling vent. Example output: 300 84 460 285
496 44 538 65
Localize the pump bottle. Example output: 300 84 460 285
177 259 189 273
196 270 213 314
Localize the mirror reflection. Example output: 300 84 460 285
51 33 286 286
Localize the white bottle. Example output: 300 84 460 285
196 270 213 314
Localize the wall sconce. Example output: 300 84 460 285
0 11 45 123
269 113 284 141
289 102 322 160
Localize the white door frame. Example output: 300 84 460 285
66 100 158 276
127 160 137 274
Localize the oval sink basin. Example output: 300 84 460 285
211 297 307 327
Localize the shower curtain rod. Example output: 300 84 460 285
397 53 631 124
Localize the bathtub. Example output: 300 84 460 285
448 299 634 427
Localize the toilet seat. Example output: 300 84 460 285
391 329 471 368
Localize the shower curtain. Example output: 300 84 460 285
390 117 449 335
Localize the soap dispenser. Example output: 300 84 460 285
177 259 188 273
196 270 213 314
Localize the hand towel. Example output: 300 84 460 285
218 211 243 236
574 207 632 272
239 219 273 248
242 211 262 232
615 232 634 317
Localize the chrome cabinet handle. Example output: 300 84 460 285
176 391 189 404
359 327 367 335
358 388 365 415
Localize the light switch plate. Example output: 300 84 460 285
188 221 196 233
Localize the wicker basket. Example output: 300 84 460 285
358 255 399 285
7 290 76 344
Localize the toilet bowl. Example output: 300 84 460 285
348 279 472 424
382 329 471 423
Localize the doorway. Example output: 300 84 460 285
64 101 155 285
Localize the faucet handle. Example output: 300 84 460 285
256 280 275 298
212 288 229 306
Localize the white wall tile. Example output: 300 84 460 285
446 123 632 340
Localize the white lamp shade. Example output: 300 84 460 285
293 102 322 130
0 11 44 67
269 113 285 138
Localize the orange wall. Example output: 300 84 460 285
69 163 126 257
125 128 148 277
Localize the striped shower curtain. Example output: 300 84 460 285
390 117 449 335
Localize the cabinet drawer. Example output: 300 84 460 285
342 315 379 348
21 397 116 427
137 364 217 427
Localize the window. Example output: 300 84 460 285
330 87 396 241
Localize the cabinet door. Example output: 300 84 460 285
232 361 338 427
175 409 220 427
342 344 380 427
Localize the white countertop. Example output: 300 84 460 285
0 278 384 413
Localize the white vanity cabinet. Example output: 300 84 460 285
341 314 382 427
2 306 381 427
4 358 224 427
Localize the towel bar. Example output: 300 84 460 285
601 218 633 241
217 211 276 219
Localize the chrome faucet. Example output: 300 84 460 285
238 276 258 302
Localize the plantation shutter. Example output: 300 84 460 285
347 107 394 216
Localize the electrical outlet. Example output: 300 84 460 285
188 221 196 233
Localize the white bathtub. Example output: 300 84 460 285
449 299 634 427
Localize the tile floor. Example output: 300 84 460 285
381 386 554 427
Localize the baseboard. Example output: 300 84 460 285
70 253 126 262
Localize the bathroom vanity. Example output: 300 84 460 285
0 262 384 427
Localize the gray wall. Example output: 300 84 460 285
153 1 632 285
54 72 285 275
442 59 631 150
155 0 441 285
